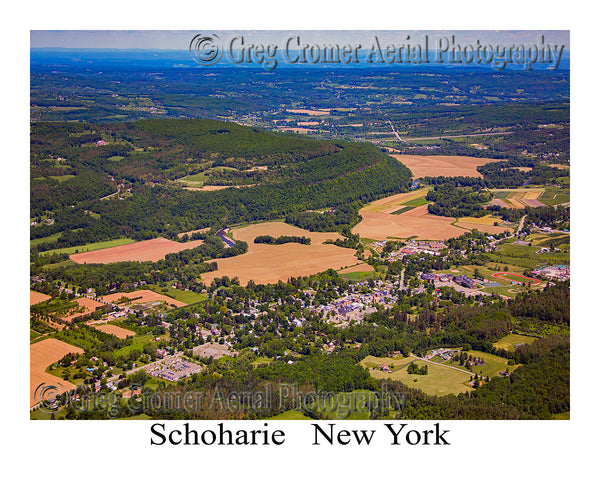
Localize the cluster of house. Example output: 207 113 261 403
423 348 458 361
401 241 447 256
420 272 477 289
311 283 398 321
146 357 203 382
31 218 54 227
532 264 570 281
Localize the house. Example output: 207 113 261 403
96 140 106 146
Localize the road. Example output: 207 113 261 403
409 353 473 376
516 214 527 235
386 119 405 143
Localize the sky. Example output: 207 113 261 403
31 30 570 50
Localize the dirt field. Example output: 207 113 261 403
455 215 512 234
454 222 510 234
353 205 464 241
286 108 330 116
390 154 502 178
61 297 105 322
70 237 205 264
338 263 375 274
30 338 84 407
200 222 368 285
92 323 135 339
30 291 51 305
184 185 254 192
102 289 187 308
277 127 317 133
177 227 210 239
193 343 233 359
361 188 430 214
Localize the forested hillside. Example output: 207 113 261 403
31 119 412 248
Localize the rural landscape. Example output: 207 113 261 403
30 35 569 420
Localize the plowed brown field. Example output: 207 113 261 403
353 205 463 241
102 289 187 308
30 338 83 407
70 237 205 264
201 222 368 286
391 154 502 178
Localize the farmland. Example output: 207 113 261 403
60 297 105 322
455 214 512 234
201 222 367 285
91 323 135 339
102 289 187 308
30 290 51 305
70 237 204 264
146 286 208 305
40 237 136 257
391 154 503 178
353 204 464 241
368 359 473 396
489 188 546 208
493 333 538 351
30 338 84 407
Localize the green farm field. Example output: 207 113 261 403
147 286 208 305
442 350 518 379
493 333 538 351
40 237 136 257
368 359 472 396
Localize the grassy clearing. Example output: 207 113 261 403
147 285 207 305
539 186 570 206
391 206 415 215
112 333 157 358
108 156 124 162
403 196 430 207
42 259 77 271
370 360 472 396
48 174 76 183
40 237 136 256
177 171 208 186
486 241 570 269
493 333 538 351
251 357 273 368
31 232 63 247
445 350 517 379
339 271 378 281
360 354 413 370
